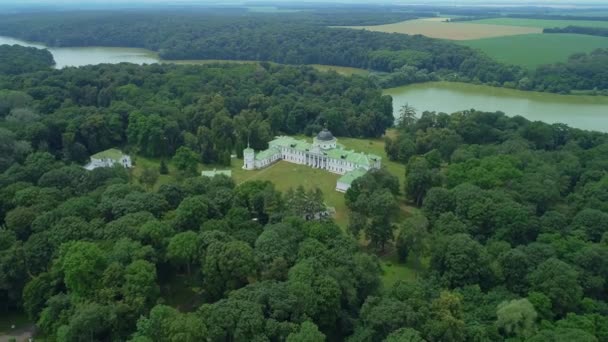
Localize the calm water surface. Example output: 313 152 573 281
385 82 608 132
0 36 159 68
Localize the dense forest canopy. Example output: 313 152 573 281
0 57 393 166
0 39 608 341
545 26 608 38
0 44 54 75
532 49 608 93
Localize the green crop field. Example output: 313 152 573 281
459 33 608 69
469 18 608 29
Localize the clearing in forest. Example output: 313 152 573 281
459 33 608 69
336 18 542 40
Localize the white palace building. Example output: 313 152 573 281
243 129 381 192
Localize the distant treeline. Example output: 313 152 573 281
0 11 518 87
1 11 607 94
507 13 608 22
544 25 608 37
532 49 608 93
451 14 608 22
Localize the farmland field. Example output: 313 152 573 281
336 18 542 40
459 33 608 68
469 18 608 29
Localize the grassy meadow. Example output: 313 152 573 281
337 18 541 40
459 33 608 68
468 18 608 29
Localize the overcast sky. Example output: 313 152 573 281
4 0 608 3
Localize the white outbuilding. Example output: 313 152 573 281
84 148 132 171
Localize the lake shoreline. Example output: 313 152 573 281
384 81 608 132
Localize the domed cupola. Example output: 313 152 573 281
316 128 334 141
314 128 337 150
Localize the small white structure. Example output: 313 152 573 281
84 148 132 171
201 169 232 178
336 168 368 193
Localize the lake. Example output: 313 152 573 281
0 36 159 68
385 82 608 132
0 36 367 76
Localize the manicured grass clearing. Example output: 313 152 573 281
469 18 608 29
381 259 416 289
131 156 180 190
229 133 408 228
232 160 347 225
336 19 542 40
459 33 608 69
377 247 430 290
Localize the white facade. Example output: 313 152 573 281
243 130 381 192
243 147 255 170
84 153 132 171
336 181 350 193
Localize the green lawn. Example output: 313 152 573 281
232 160 349 226
130 155 183 190
377 249 430 289
459 33 608 69
469 18 608 29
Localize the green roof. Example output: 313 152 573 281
255 148 281 161
269 136 312 152
244 147 254 154
201 169 232 177
91 148 125 161
259 135 382 168
338 168 368 186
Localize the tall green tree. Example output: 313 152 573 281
172 146 199 176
